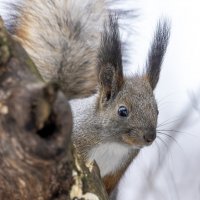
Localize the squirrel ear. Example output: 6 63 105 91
145 20 170 90
97 15 124 103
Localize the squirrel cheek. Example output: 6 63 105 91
121 134 142 147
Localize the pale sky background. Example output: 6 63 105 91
117 0 200 200
0 0 200 200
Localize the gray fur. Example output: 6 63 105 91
146 20 171 89
70 75 158 160
7 0 107 99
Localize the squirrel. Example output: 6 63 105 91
70 17 170 195
4 0 170 197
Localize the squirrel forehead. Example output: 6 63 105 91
114 76 157 109
122 76 154 97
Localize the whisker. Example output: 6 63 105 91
158 131 176 140
156 136 169 151
157 101 171 110
156 136 175 166
158 129 184 133
154 140 162 164
157 129 195 137
158 118 181 128
158 118 174 126
156 92 177 105
157 132 184 152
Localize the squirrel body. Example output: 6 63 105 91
70 95 139 177
4 0 170 196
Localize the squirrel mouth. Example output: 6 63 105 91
122 128 156 147
121 134 144 149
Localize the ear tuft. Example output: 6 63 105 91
97 14 124 102
146 19 171 90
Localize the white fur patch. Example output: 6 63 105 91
88 143 130 177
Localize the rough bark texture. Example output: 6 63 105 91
0 17 108 200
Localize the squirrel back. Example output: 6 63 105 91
6 0 107 99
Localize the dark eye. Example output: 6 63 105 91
118 106 129 117
157 109 159 115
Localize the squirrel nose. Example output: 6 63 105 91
143 131 156 143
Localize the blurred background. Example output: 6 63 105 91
1 0 200 199
116 0 200 200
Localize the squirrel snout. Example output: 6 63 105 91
143 130 156 144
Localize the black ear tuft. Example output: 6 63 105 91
146 19 171 90
97 14 124 103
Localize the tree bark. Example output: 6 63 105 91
0 17 108 200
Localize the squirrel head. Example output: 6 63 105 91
96 16 170 148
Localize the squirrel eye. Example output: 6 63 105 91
157 109 159 115
118 106 129 117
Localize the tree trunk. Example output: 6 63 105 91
0 17 108 200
